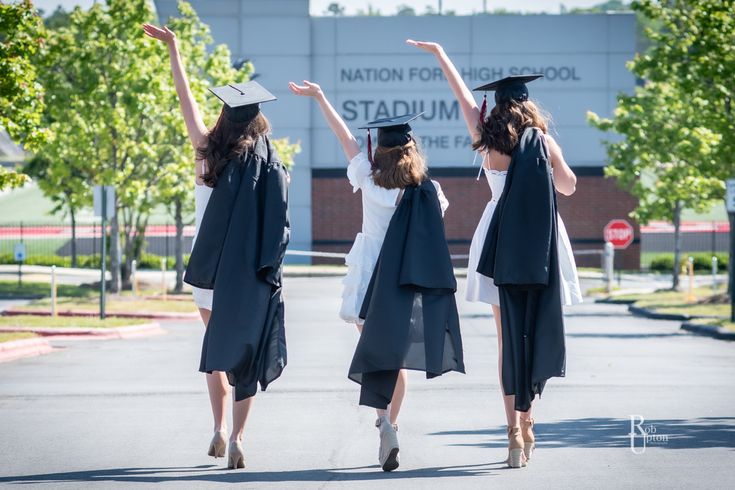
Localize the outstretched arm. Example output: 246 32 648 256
288 80 360 161
406 40 480 141
143 24 208 151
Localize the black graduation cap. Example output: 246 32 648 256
473 74 543 129
358 113 423 165
209 81 277 123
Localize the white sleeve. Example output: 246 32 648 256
431 179 449 217
346 152 372 193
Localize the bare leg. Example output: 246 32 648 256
388 369 407 426
230 395 255 443
199 308 230 432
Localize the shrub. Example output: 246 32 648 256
649 252 728 273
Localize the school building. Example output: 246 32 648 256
154 0 640 268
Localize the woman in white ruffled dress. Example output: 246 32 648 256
289 79 448 471
409 39 582 468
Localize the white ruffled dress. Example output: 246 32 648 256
339 152 449 324
466 167 583 306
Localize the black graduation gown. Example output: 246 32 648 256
476 127 565 412
348 179 465 409
184 135 289 401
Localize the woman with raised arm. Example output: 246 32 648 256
143 24 290 470
408 39 582 468
289 80 463 472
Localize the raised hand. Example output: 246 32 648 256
288 80 323 98
142 23 176 45
406 39 443 54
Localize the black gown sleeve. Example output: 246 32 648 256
257 162 290 287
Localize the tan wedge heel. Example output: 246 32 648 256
506 426 527 468
208 431 227 458
227 441 245 469
521 418 536 462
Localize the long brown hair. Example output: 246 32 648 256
371 139 427 190
472 99 549 155
197 109 271 187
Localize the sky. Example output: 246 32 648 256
30 0 615 17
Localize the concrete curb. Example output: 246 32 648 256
2 309 198 320
628 304 722 322
0 337 53 363
681 322 735 341
0 322 166 340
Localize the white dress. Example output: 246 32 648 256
190 181 214 310
466 167 583 306
339 152 449 324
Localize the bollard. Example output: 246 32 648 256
51 265 57 318
712 256 718 293
686 256 696 303
131 259 138 298
161 257 167 301
604 241 614 294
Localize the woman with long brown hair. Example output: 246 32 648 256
408 39 582 468
289 80 464 472
143 24 289 470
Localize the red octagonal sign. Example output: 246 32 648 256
604 219 634 249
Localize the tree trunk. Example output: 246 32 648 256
70 205 77 269
672 200 682 291
109 208 121 293
174 198 184 293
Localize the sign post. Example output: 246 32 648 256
725 179 735 321
603 219 634 288
13 242 25 287
94 185 114 320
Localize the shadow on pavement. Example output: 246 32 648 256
0 463 498 484
429 417 735 450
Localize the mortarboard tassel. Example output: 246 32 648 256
479 93 487 129
367 129 373 167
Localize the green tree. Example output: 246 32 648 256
396 5 416 15
37 0 174 292
589 82 723 289
0 0 46 152
0 0 46 190
631 0 734 180
325 2 346 16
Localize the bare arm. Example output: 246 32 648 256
406 40 480 140
545 134 577 196
288 80 360 161
143 24 208 152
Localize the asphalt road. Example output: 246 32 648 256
0 276 733 489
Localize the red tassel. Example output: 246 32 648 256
367 129 373 166
479 94 487 128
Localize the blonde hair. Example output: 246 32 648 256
370 139 427 189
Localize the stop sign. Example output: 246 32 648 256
604 219 634 249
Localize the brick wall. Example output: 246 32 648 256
312 168 640 269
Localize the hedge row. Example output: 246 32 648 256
0 253 190 270
648 252 728 272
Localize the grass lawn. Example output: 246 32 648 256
0 315 150 328
14 295 197 314
616 286 727 318
0 332 38 342
0 280 96 298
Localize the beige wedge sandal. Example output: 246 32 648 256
208 430 227 458
521 418 536 462
506 426 527 468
